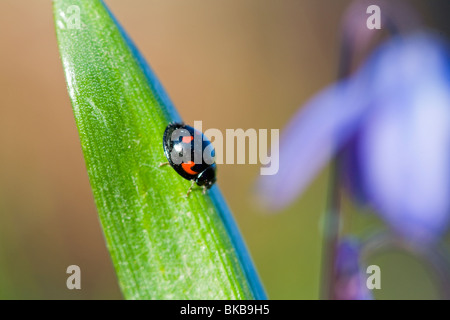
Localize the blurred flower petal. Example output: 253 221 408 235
257 30 450 244
358 34 450 243
256 76 371 210
341 133 369 204
334 238 372 300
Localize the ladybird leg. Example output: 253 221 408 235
159 162 170 167
185 180 196 198
202 185 207 195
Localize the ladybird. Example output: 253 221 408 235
159 122 216 197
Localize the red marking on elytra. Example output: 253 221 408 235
181 161 198 175
182 136 194 143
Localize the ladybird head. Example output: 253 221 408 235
195 164 216 189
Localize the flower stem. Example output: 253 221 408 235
320 159 342 300
319 25 352 300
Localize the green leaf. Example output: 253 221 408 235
53 0 265 300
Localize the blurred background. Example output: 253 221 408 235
0 0 449 299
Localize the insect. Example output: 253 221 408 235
160 122 217 197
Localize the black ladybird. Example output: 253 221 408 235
160 123 216 197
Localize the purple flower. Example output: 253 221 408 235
257 32 450 245
334 239 372 300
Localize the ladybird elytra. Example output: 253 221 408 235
160 122 217 196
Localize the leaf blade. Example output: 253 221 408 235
53 0 265 299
